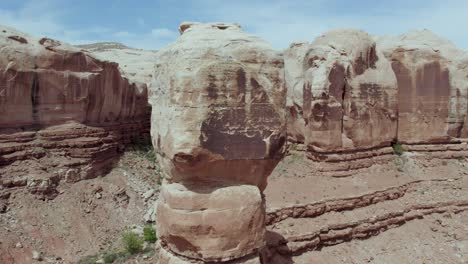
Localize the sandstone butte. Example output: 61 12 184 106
0 21 467 263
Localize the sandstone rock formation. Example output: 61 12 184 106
285 29 398 153
379 30 468 143
150 22 286 263
77 42 159 87
285 29 468 170
0 26 150 195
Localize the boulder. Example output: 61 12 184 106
157 182 265 261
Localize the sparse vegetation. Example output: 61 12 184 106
130 135 157 164
122 230 144 254
392 141 405 156
143 225 157 243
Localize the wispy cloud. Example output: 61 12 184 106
0 0 466 50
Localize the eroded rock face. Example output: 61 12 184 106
379 30 468 143
285 30 398 153
77 42 159 88
151 22 286 262
0 26 150 194
286 29 468 161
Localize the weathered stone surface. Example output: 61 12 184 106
151 22 286 189
77 42 159 87
0 25 150 193
151 22 286 262
285 30 398 153
157 182 265 261
286 29 468 161
379 30 468 143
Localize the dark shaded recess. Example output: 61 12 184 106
206 74 218 100
311 102 342 130
200 77 282 159
415 61 450 97
354 44 378 75
31 65 40 124
251 78 268 103
391 60 412 114
8 35 27 44
200 111 268 160
302 82 312 124
328 64 346 103
236 68 246 103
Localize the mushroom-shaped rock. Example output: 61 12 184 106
150 23 286 263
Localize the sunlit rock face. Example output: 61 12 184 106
379 30 468 143
150 22 286 262
285 30 398 153
0 25 149 192
0 28 148 129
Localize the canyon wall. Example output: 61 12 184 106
150 22 286 263
0 26 150 196
285 29 468 170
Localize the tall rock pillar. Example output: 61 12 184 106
150 22 286 263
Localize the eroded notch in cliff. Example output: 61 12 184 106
340 82 347 135
31 64 40 124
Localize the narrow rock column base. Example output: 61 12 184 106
157 182 266 261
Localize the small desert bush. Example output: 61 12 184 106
122 230 143 254
130 135 157 164
392 141 405 156
143 225 157 243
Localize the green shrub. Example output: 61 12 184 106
392 142 405 156
102 252 118 263
143 225 157 243
121 230 143 254
130 135 157 163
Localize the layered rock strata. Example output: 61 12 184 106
0 26 150 195
150 22 286 263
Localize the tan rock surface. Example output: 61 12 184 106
285 30 398 153
378 30 468 143
151 22 286 188
151 22 286 262
157 182 265 261
77 42 158 87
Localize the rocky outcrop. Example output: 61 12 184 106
285 30 398 154
0 26 150 195
77 42 159 87
150 22 286 263
379 30 468 143
285 29 468 168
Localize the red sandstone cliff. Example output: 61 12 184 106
0 26 150 195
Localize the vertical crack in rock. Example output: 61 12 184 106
31 64 40 125
340 81 347 136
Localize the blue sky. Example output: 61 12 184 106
0 0 467 50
